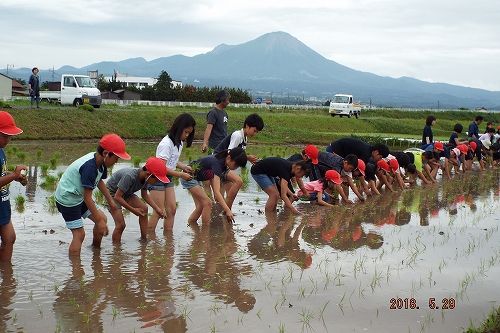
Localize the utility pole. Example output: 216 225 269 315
6 64 14 75
437 100 440 109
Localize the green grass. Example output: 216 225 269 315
465 307 500 332
6 104 499 146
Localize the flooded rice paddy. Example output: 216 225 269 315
1 141 499 333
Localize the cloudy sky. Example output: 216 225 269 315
1 0 499 90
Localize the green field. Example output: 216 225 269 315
3 101 499 145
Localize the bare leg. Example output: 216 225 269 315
147 189 166 232
224 171 243 210
164 187 177 231
68 228 85 256
88 210 108 248
126 196 149 241
0 222 16 262
188 186 212 225
262 185 280 213
110 208 126 244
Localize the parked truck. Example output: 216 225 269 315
40 74 102 107
329 94 361 118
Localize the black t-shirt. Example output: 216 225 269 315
449 132 458 147
251 157 293 181
422 125 433 145
192 155 227 181
327 138 372 162
316 152 343 178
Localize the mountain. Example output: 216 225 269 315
4 31 500 108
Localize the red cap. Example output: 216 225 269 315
377 159 390 172
469 141 477 151
356 159 366 176
325 170 342 184
434 141 444 151
304 145 319 165
145 157 170 183
99 133 131 160
389 159 399 172
457 144 468 155
0 111 23 136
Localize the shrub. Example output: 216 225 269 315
78 104 95 112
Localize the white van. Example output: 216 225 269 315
40 74 102 107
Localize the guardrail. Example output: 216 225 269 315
100 99 329 110
3 96 499 112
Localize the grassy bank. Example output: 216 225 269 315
465 306 500 332
4 102 499 146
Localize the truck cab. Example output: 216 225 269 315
61 75 101 107
329 94 361 118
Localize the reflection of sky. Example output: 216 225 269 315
4 159 500 332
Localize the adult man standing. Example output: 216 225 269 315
28 67 40 109
202 90 230 154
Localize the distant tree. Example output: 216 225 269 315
154 70 174 101
96 74 109 91
41 81 49 90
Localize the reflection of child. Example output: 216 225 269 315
296 170 351 206
0 112 27 262
106 157 169 243
55 134 131 256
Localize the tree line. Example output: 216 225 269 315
97 70 252 103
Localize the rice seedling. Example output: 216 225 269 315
298 308 314 332
112 306 120 320
237 314 244 326
49 157 58 170
16 151 26 162
278 322 286 333
133 156 142 167
41 175 58 191
318 301 329 326
256 308 262 320
40 163 49 176
209 302 222 316
15 195 25 212
36 150 43 159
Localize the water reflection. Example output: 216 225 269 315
302 208 384 251
0 264 17 333
248 210 312 269
52 239 186 332
25 165 38 202
177 217 256 313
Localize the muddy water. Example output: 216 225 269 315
1 141 499 333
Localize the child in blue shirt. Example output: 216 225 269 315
55 133 131 256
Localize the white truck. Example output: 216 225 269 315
40 74 102 107
329 94 361 118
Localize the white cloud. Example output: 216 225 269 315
1 0 499 90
